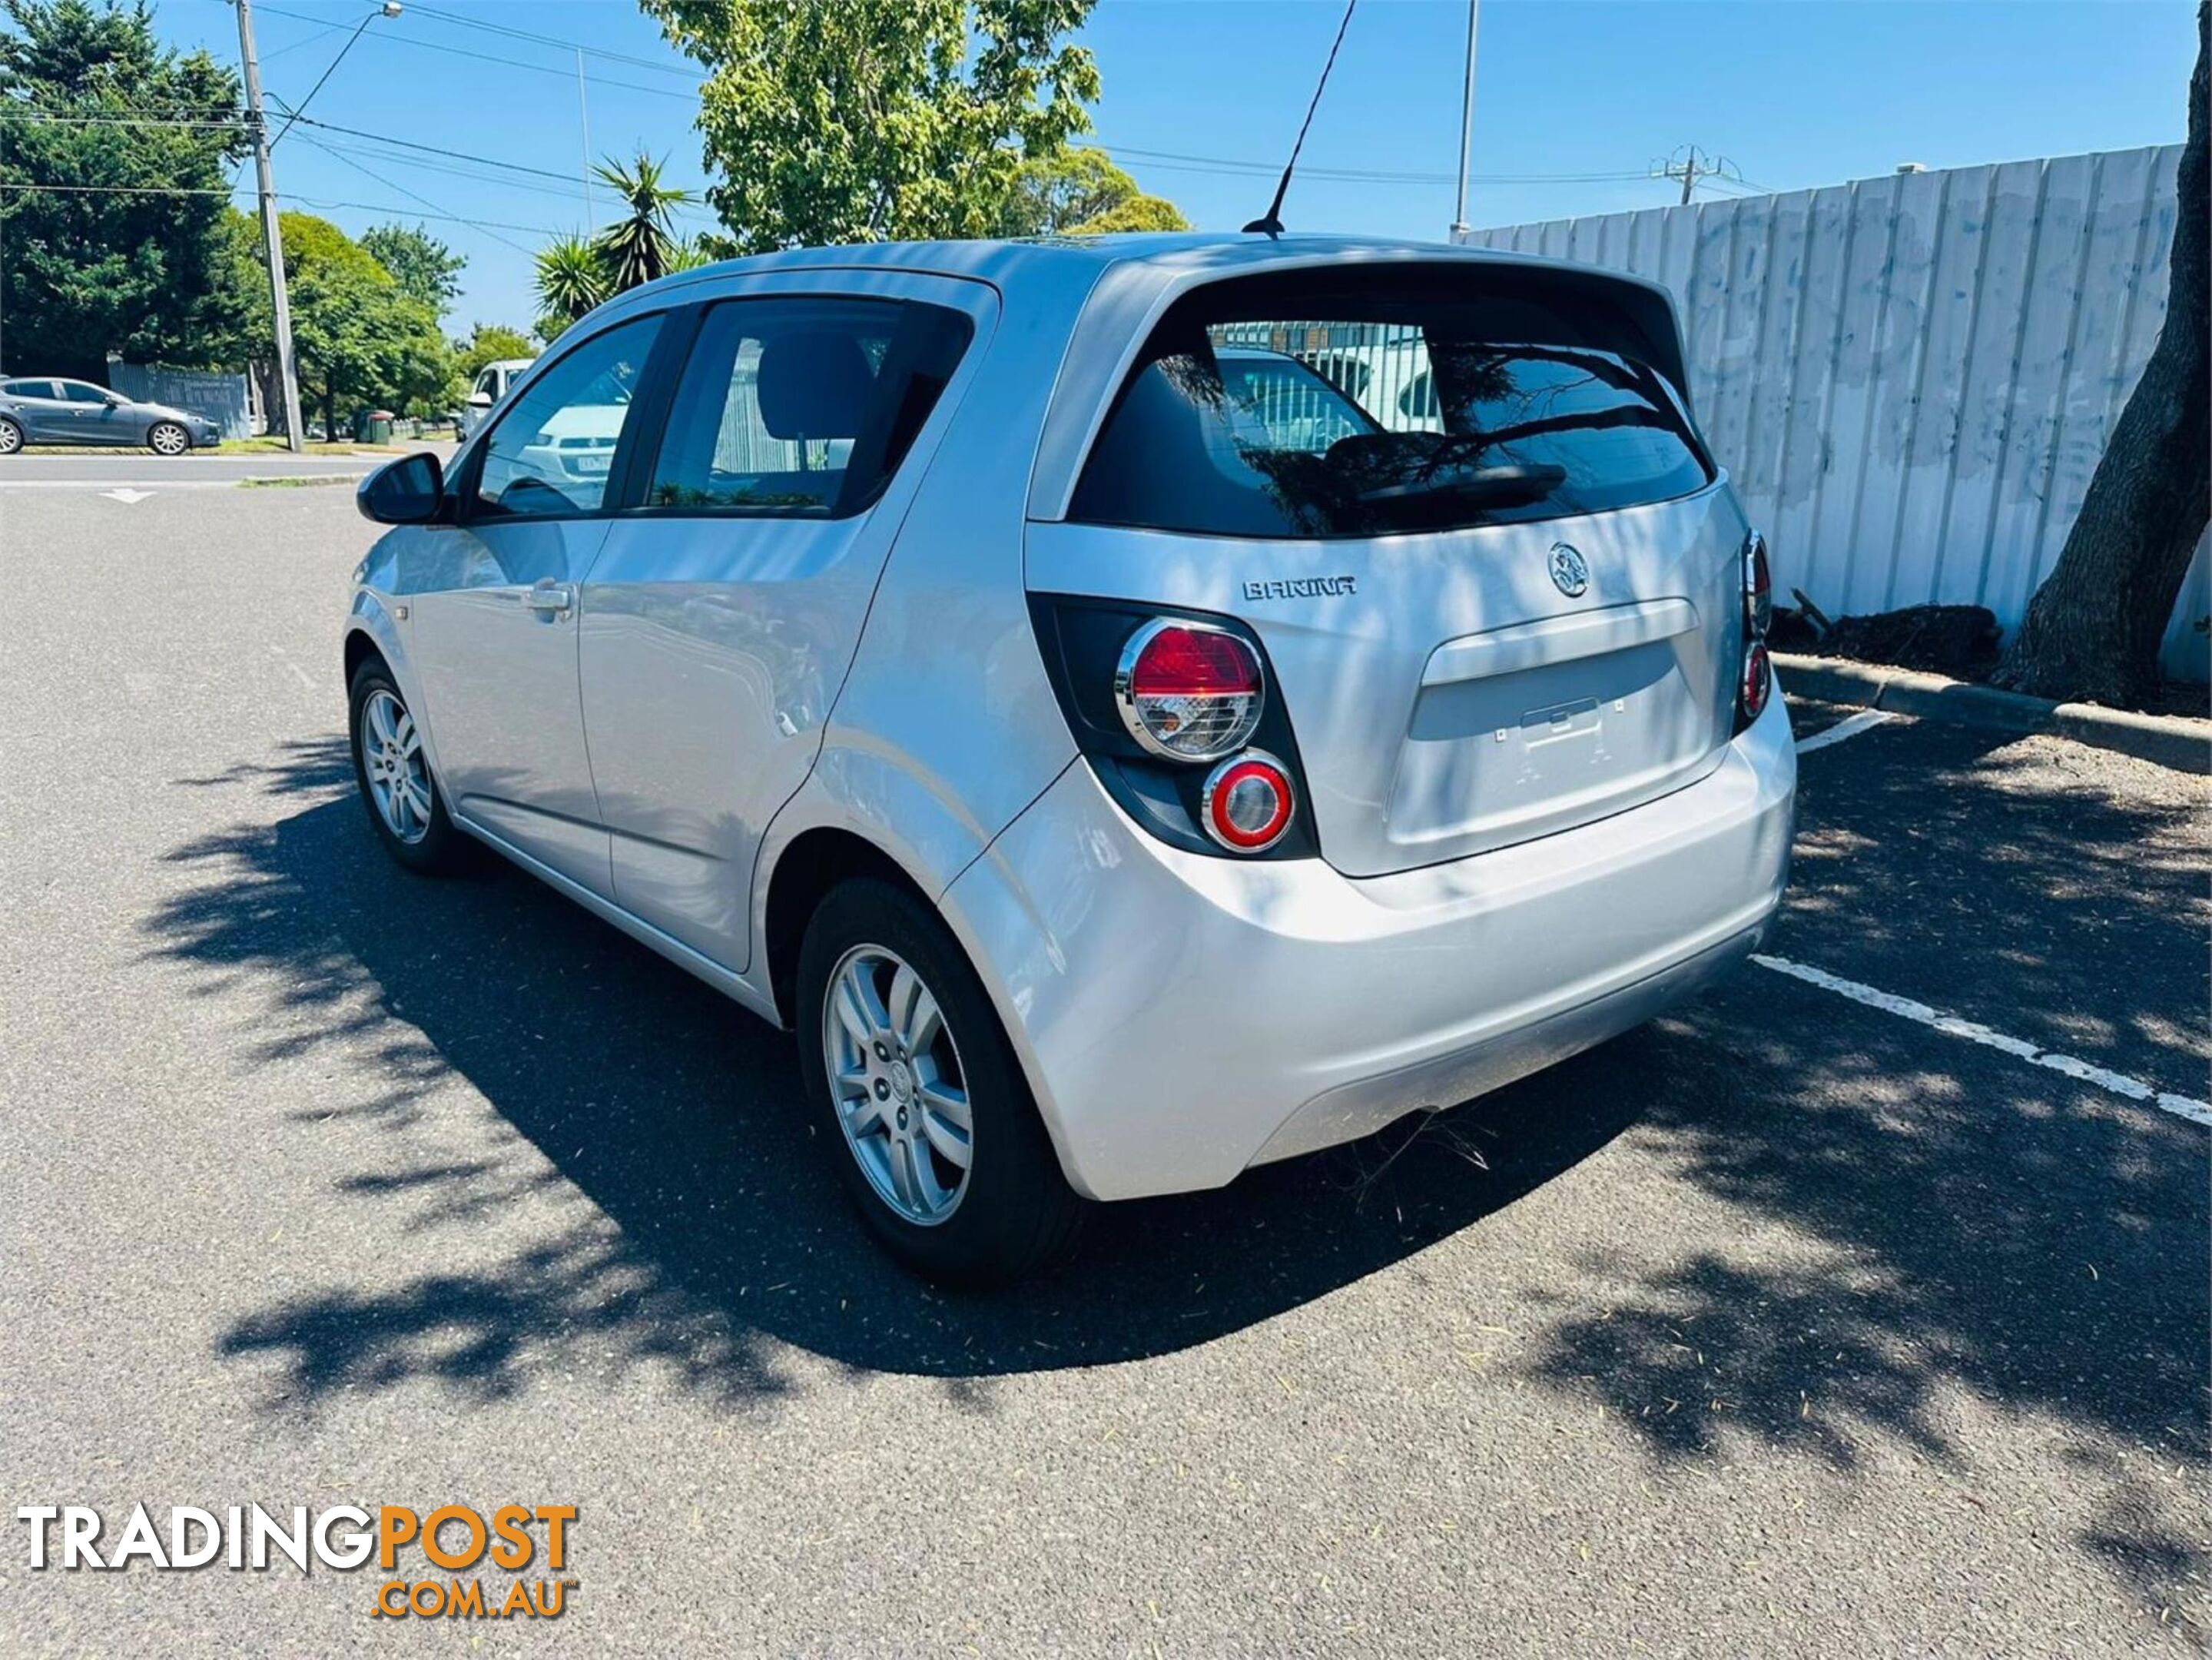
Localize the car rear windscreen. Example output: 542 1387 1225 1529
1069 267 1712 539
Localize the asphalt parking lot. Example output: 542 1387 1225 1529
2 481 2205 1657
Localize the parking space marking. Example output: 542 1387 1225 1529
1794 709 1898 755
1750 953 2212 1127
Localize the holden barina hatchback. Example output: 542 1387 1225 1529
345 235 1796 1281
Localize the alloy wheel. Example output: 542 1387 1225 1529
0 420 21 456
822 944 974 1226
360 688 433 844
149 423 188 456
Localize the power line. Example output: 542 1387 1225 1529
293 129 537 255
400 0 705 81
268 2 403 149
0 112 246 128
0 177 570 237
251 2 701 102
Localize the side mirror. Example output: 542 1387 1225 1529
357 451 446 526
104 392 128 407
467 390 495 408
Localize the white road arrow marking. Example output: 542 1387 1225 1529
100 488 154 504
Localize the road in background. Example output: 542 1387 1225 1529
0 443 452 486
2 486 2204 1655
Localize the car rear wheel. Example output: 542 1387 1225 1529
0 417 22 456
148 420 191 456
348 659 468 874
796 878 1085 1283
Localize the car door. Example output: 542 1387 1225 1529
406 313 665 895
55 380 134 445
5 380 72 442
577 278 990 972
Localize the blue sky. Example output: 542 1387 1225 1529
154 0 2199 334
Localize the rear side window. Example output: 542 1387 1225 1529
1070 269 1710 539
645 297 972 518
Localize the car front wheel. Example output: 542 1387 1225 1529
348 659 467 874
796 878 1085 1283
0 417 22 456
148 420 191 456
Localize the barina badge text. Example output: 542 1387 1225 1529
1242 575 1358 602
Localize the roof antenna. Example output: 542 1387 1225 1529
1243 0 1358 236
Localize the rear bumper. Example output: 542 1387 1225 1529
944 693 1796 1201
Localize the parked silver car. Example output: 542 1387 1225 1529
343 234 1796 1280
0 377 221 454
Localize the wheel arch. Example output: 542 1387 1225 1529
343 626 386 687
761 826 937 1028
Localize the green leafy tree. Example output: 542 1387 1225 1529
270 213 453 431
455 322 536 382
0 0 247 380
643 0 1100 253
592 150 695 290
360 223 466 315
1067 193 1188 234
1000 145 1187 236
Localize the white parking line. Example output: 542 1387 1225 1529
1750 953 2212 1127
1794 709 1898 755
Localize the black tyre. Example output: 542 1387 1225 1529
348 659 469 875
796 877 1086 1283
0 417 22 456
148 420 191 456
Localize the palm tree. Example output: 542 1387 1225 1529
592 151 696 292
533 234 608 329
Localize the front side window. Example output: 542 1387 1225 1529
1073 271 1709 540
473 317 659 518
645 297 971 517
58 381 112 404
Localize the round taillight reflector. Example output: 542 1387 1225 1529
1201 752 1295 853
1740 640 1772 720
1116 620 1263 762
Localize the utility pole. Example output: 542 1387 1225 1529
1652 144 1744 206
234 0 303 453
1448 0 1479 241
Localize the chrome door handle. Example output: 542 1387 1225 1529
522 583 575 614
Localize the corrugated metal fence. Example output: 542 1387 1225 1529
105 359 256 442
1461 145 2209 679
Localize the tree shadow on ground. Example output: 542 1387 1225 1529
144 729 2208 1619
146 745 1646 1400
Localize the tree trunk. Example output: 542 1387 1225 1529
1994 2 2210 706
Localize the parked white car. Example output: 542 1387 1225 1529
344 234 1796 1280
455 356 536 440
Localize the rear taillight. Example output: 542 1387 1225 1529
1114 619 1263 762
1201 752 1295 852
1743 530 1773 639
1029 596 1316 862
1740 640 1772 721
1737 529 1773 729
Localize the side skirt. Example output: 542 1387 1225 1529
453 812 785 1030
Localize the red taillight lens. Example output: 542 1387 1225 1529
1743 530 1773 640
1201 752 1295 852
1116 620 1263 762
1740 641 1772 720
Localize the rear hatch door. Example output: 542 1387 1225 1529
1027 260 1746 879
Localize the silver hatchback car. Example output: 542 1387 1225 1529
345 234 1796 1280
